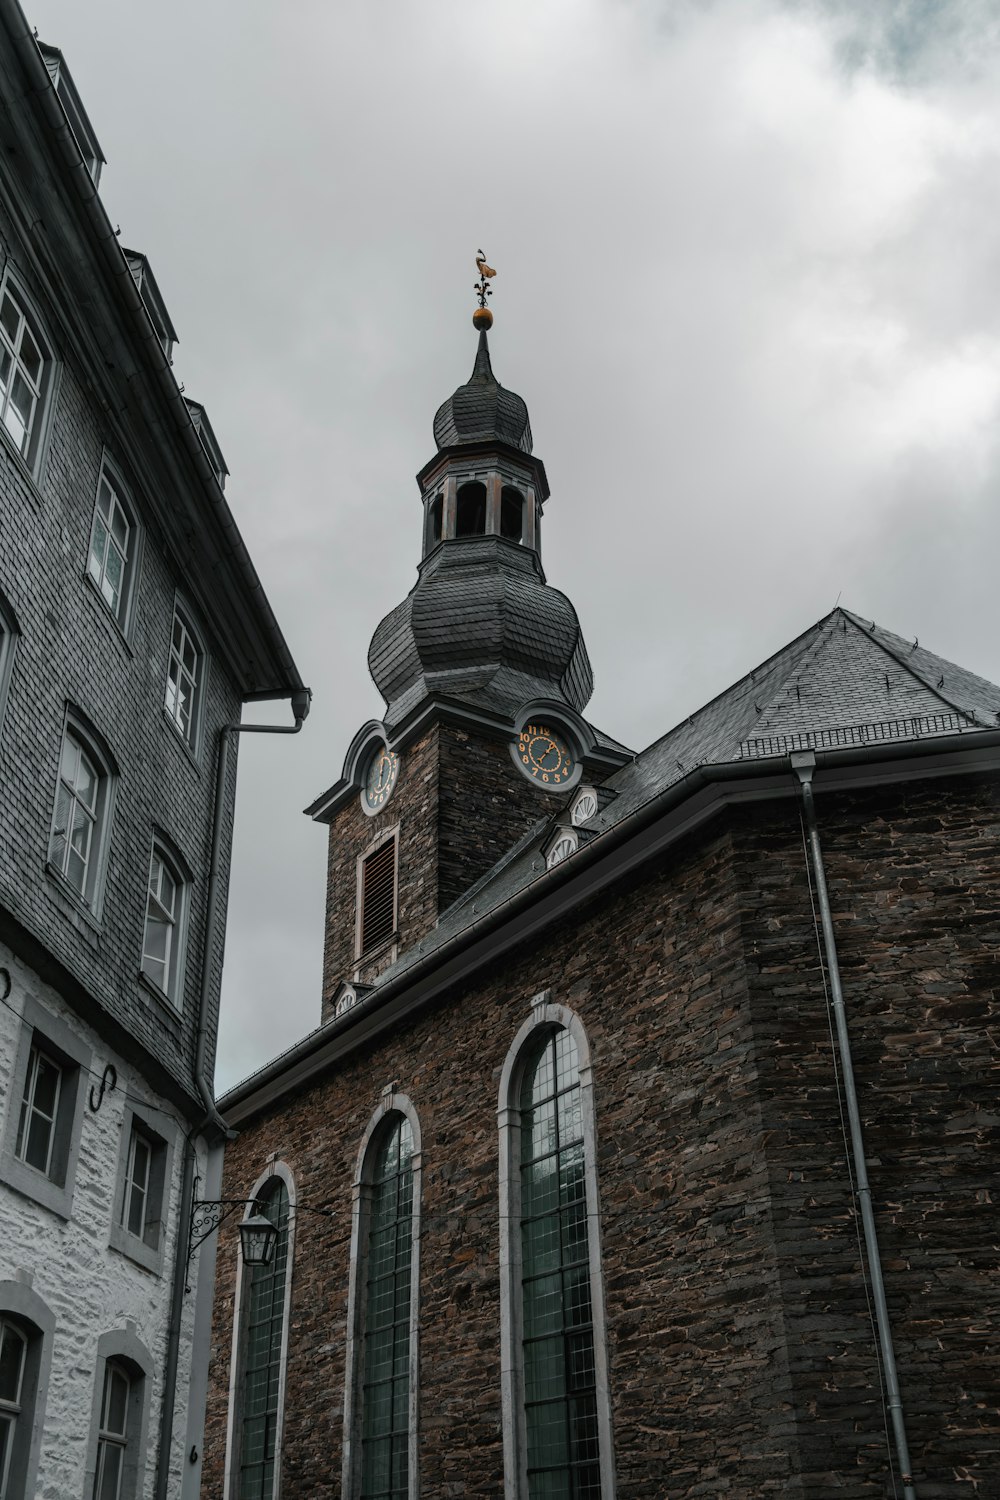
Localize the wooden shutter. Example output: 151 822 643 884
361 838 396 953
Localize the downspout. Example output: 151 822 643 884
154 689 311 1500
790 750 917 1500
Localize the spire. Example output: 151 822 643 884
432 329 532 453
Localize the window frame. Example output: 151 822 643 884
0 267 56 478
140 837 190 1009
163 599 206 753
498 999 616 1499
0 992 91 1219
0 1282 55 1500
108 1107 174 1275
46 714 117 919
342 1093 422 1500
85 457 142 633
84 1330 153 1500
354 827 399 963
223 1161 297 1500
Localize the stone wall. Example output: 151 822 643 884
0 943 203 1499
206 770 1000 1497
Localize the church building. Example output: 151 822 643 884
202 299 999 1499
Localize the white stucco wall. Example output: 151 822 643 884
0 942 206 1499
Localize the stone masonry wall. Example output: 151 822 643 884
205 818 801 1498
0 942 204 1499
736 774 1000 1498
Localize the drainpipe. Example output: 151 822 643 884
154 689 311 1500
790 750 917 1500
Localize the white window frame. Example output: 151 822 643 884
223 1160 297 1500
0 269 54 475
140 839 189 1007
0 1318 26 1500
47 716 115 916
108 1108 174 1275
341 1092 421 1500
498 998 616 1499
86 459 141 631
14 1042 62 1177
0 994 91 1220
0 1283 55 1500
84 1331 153 1500
164 602 205 750
94 1359 130 1500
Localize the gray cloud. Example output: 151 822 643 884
29 0 1000 1089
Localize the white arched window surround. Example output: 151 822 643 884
498 998 616 1499
342 1090 422 1500
223 1159 297 1500
0 1280 54 1500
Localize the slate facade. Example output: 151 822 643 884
203 322 999 1498
0 8 304 1498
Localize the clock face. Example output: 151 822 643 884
362 744 400 813
517 723 576 789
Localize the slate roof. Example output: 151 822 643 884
369 535 595 728
432 331 533 454
372 606 1000 986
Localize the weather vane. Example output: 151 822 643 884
473 249 496 330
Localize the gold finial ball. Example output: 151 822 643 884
472 307 493 331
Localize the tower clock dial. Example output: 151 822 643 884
516 723 576 788
361 744 400 814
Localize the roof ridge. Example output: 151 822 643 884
744 609 842 740
841 610 989 726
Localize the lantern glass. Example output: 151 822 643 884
239 1212 277 1267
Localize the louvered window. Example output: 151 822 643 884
361 839 397 954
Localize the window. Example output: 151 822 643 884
0 277 52 470
546 831 578 870
343 1097 421 1500
359 836 397 956
233 1176 292 1500
38 43 105 185
87 466 138 626
93 1360 130 1500
0 591 17 733
0 1319 27 1499
499 1006 615 1499
0 995 91 1219
109 1111 172 1274
425 494 443 553
501 487 525 542
164 605 203 747
122 251 177 363
48 721 113 910
455 481 486 536
85 1332 152 1500
0 1284 54 1500
15 1043 62 1176
141 842 188 1004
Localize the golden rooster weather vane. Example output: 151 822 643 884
473 249 496 330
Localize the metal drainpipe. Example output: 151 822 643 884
790 751 917 1500
154 689 311 1500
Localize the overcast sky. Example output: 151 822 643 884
29 0 1000 1091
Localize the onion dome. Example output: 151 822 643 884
432 330 533 454
369 537 592 729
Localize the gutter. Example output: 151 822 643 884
792 751 917 1499
224 725 1000 1119
0 0 304 698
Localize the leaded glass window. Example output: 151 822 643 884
520 1029 601 1499
238 1182 290 1500
0 1320 26 1500
360 1116 414 1500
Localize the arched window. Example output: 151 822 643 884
0 1283 54 1500
164 602 205 750
0 589 18 735
87 461 141 629
344 1095 421 1500
85 1329 153 1500
499 1005 615 1498
455 482 486 537
0 273 53 470
501 487 524 543
425 495 443 553
141 838 189 1007
48 715 116 913
234 1177 291 1500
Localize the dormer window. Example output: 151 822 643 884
571 786 599 826
121 251 178 363
37 43 105 186
184 399 229 490
545 829 579 869
456 481 487 536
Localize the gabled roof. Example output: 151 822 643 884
375 606 1000 982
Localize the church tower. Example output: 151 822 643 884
307 284 630 1020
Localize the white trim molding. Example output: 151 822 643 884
497 1001 616 1499
222 1158 297 1500
342 1090 422 1500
